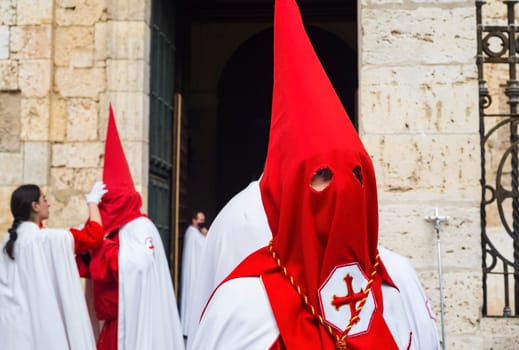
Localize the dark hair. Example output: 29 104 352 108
191 210 204 221
4 184 41 260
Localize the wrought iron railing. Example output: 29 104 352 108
477 0 519 317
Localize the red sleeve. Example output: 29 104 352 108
70 220 104 254
90 234 119 281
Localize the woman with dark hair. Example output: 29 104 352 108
0 181 107 350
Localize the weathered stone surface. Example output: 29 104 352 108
0 61 18 91
94 22 108 61
361 64 477 86
360 81 478 134
106 21 149 61
99 92 148 141
0 26 9 59
54 67 105 97
52 142 103 168
66 98 98 141
23 142 50 184
0 92 21 152
379 205 480 271
363 134 481 196
54 26 94 67
107 0 150 21
17 0 53 25
10 25 52 59
0 152 23 184
49 97 67 142
0 0 16 26
19 60 51 97
107 59 148 92
50 167 102 192
56 0 107 26
20 97 50 141
361 7 475 65
46 192 88 228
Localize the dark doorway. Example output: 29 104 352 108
183 2 358 222
215 26 357 210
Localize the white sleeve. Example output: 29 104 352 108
379 246 440 350
190 277 279 350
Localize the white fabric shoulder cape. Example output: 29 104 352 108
187 180 271 347
180 225 206 336
0 221 96 350
118 216 184 350
188 180 439 349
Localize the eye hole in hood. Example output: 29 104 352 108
310 167 334 191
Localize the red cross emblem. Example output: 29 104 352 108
331 274 365 319
319 263 375 334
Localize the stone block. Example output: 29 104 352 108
107 59 148 92
106 21 149 61
20 97 50 141
23 142 50 184
54 67 105 98
46 192 88 228
17 0 53 25
379 204 480 271
360 81 478 134
0 152 23 184
444 271 482 335
52 142 104 168
0 92 21 152
56 0 107 26
0 61 18 91
10 25 52 59
54 26 94 67
66 98 98 141
363 134 481 197
0 0 16 26
481 318 519 347
99 92 149 141
361 7 475 65
49 97 67 142
445 334 483 350
107 0 150 21
71 48 94 68
19 60 51 97
361 64 477 87
0 26 9 59
50 167 102 192
94 22 108 61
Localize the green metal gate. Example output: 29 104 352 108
148 0 177 270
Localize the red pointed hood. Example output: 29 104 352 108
99 104 143 234
255 0 396 347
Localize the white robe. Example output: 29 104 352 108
188 181 439 349
180 225 206 336
117 216 185 350
187 181 271 348
0 222 96 350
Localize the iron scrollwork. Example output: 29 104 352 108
477 0 519 317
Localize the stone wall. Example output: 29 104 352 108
1 0 518 347
0 0 150 238
360 0 518 348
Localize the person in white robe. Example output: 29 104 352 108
190 0 440 347
180 211 207 339
78 104 185 350
0 181 107 350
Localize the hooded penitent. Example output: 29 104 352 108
99 105 143 234
225 0 399 348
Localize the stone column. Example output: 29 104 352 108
359 1 481 348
